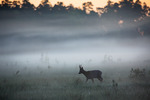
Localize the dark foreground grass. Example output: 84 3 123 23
0 74 150 100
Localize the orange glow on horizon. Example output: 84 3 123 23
0 0 150 10
24 0 150 7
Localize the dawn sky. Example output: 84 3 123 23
1 0 150 9
30 0 150 7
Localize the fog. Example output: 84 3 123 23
0 18 150 76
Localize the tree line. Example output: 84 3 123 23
0 0 98 18
0 0 150 18
0 0 150 37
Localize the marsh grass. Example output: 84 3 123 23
0 73 150 100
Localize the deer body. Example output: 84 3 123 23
79 65 103 83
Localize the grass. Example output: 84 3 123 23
0 71 150 100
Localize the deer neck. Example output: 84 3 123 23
82 70 88 76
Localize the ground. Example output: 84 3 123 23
0 67 150 100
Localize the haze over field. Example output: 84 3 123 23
0 0 150 82
0 1 150 100
0 18 150 77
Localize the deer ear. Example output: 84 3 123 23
79 65 81 68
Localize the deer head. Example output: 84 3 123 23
79 65 84 74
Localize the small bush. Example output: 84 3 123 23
129 68 146 79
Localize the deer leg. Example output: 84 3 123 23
86 78 88 82
91 79 94 83
97 77 103 82
100 77 103 81
97 78 101 82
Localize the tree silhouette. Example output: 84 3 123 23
65 4 90 17
101 0 120 23
0 0 149 29
67 4 74 13
1 0 11 10
52 2 67 14
82 2 93 14
36 0 52 15
143 2 149 16
100 0 147 23
119 0 133 8
12 1 21 9
22 0 35 11
133 0 144 18
20 0 35 17
118 0 145 21
106 0 113 8
0 0 21 10
102 0 114 15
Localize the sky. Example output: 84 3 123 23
31 0 150 7
1 0 150 8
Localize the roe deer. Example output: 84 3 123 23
78 65 103 83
